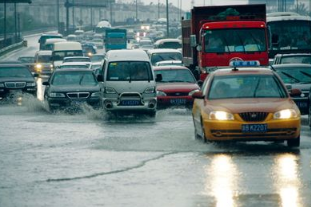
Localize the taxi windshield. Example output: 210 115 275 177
208 74 287 99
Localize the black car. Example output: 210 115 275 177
0 64 37 101
272 64 311 115
43 69 102 111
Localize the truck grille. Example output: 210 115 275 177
5 82 26 88
67 92 90 99
239 112 268 122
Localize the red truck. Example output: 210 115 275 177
182 4 269 80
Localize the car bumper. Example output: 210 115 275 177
0 88 37 98
47 97 102 109
202 118 300 141
102 97 157 112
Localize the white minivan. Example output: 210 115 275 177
98 50 159 116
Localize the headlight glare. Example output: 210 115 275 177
26 82 36 87
209 111 234 121
36 64 42 69
91 92 101 97
273 109 297 119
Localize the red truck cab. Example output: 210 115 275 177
182 4 269 81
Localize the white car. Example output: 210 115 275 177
58 62 91 70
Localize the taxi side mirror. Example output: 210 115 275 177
192 91 204 99
290 88 302 97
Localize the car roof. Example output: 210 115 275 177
54 68 92 73
36 50 52 55
211 67 274 76
153 66 190 71
64 56 90 60
154 38 181 44
271 63 311 68
275 53 311 57
61 62 89 66
106 49 150 62
147 48 182 54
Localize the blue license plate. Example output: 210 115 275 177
242 124 267 133
120 100 140 106
170 99 186 105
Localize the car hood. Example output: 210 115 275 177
0 77 35 82
50 85 100 92
287 83 311 92
206 98 297 113
157 82 199 92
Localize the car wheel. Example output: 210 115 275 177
287 135 300 148
192 115 200 140
200 117 207 143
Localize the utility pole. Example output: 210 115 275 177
14 3 17 42
57 0 60 32
136 0 138 22
4 0 7 45
158 0 160 19
166 0 169 37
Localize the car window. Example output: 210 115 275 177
208 75 287 99
154 69 196 83
150 52 182 65
52 71 97 86
280 56 311 64
0 67 33 78
107 61 152 81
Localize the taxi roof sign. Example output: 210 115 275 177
229 60 260 67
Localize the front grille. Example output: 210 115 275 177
67 92 90 99
166 92 188 96
5 82 26 88
239 112 268 122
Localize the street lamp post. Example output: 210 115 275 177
136 0 138 22
57 0 60 32
3 0 7 45
158 0 160 19
166 0 169 37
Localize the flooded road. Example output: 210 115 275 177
0 34 311 207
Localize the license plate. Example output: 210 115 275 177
296 101 308 108
170 99 186 105
242 124 267 133
120 100 140 106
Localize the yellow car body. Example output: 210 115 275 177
192 67 301 147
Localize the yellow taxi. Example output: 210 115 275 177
192 64 301 147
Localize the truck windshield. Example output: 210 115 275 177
204 29 266 53
268 20 311 52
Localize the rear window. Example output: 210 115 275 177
280 56 311 64
150 52 182 66
107 61 153 81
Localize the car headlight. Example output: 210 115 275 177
209 111 234 121
104 87 117 94
157 90 167 96
88 52 93 56
0 83 4 88
189 89 200 96
36 64 42 69
49 92 65 98
26 82 36 87
91 92 101 97
273 109 298 119
144 87 155 94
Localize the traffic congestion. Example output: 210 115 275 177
1 1 311 207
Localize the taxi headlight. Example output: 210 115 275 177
104 87 117 94
91 92 101 97
273 109 298 119
189 89 200 96
209 111 234 121
157 90 167 96
49 92 65 98
144 87 155 94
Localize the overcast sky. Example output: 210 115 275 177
122 0 249 11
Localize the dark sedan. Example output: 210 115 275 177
272 64 311 115
0 64 37 101
43 69 102 111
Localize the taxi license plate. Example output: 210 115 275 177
242 124 267 133
120 100 140 106
170 99 186 105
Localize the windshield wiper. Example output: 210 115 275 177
300 70 311 79
281 71 301 83
79 75 85 85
